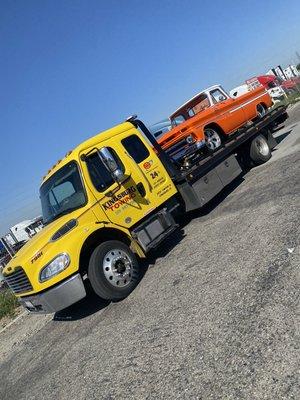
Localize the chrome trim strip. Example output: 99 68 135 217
229 93 267 113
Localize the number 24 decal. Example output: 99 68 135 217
150 171 159 179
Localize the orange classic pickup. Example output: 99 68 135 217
157 84 273 161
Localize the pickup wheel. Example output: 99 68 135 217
204 128 222 151
249 134 271 165
257 104 266 118
88 240 141 301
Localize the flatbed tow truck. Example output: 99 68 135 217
3 105 288 313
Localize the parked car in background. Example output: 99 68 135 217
230 77 286 103
149 119 172 140
277 76 300 93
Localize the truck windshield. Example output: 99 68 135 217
40 162 86 224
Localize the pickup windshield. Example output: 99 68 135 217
40 162 86 224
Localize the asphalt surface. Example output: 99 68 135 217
1 105 300 400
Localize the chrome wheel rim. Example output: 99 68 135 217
204 129 222 150
103 249 133 287
255 137 269 156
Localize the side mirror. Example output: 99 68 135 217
98 147 126 183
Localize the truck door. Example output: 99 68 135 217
81 127 178 229
209 88 247 133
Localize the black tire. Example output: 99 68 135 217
249 134 271 165
88 240 141 301
204 128 222 151
256 103 266 118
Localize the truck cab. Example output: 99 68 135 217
3 122 179 313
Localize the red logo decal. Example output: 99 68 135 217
143 160 153 170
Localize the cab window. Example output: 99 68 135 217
86 149 124 192
122 135 150 163
210 89 227 104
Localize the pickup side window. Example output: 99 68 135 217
122 135 150 163
210 89 227 104
86 149 124 192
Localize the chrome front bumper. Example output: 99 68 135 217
19 274 86 314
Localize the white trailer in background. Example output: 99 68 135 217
7 217 43 245
0 217 44 271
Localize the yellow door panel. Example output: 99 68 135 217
80 127 177 229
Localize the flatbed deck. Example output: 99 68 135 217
179 105 288 181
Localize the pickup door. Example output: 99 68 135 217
209 87 247 133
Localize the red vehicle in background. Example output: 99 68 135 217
256 75 300 95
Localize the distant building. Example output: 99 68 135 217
283 65 299 79
266 64 299 80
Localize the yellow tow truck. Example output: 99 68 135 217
3 108 287 313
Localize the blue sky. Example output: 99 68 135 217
1 0 300 235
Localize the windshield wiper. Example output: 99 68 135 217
44 206 82 225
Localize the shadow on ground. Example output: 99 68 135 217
53 281 110 322
53 228 186 322
275 129 293 145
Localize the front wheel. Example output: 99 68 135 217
88 240 141 301
249 134 271 165
204 128 222 151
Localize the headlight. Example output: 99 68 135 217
39 253 70 282
186 135 195 144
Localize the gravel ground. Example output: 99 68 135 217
1 105 299 400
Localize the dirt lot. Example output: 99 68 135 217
1 104 299 400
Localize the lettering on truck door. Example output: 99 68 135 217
81 129 177 228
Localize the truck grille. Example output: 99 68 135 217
4 267 33 294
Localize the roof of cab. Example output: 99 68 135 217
169 84 222 119
41 121 134 184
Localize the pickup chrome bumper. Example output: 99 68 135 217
19 274 86 314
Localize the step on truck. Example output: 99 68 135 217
3 105 288 313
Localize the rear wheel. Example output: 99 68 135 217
257 104 266 118
204 128 222 151
88 240 141 301
249 134 271 165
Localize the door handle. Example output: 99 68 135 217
136 182 146 197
